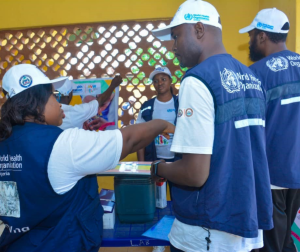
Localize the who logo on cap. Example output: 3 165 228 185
239 8 289 34
152 0 222 41
149 67 172 80
2 64 69 98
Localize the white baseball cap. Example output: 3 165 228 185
239 8 289 34
56 78 73 96
149 67 172 80
2 64 68 98
152 0 222 41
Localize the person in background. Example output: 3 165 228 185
136 67 178 252
150 1 273 251
57 75 122 130
0 64 175 252
240 8 300 252
136 67 178 162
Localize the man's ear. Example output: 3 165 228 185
194 22 205 39
258 31 267 44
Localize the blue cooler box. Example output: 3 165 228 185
114 176 156 223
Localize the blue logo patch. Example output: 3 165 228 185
155 67 165 72
184 14 210 21
184 14 193 20
167 109 175 113
19 75 32 88
257 22 274 30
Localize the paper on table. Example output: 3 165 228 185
98 162 152 176
142 215 175 241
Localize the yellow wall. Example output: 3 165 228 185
210 0 260 66
296 0 300 53
0 0 183 30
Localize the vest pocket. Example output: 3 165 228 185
172 185 203 218
29 226 55 248
77 196 104 251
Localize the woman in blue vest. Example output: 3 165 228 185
136 67 178 252
136 67 178 163
0 64 174 252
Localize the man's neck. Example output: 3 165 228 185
198 43 227 64
265 42 287 57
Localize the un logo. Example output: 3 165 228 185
266 57 289 72
220 68 241 93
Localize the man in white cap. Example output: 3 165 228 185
240 8 300 252
150 1 273 251
57 75 122 130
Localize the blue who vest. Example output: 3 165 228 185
250 50 300 189
171 54 273 238
0 123 103 252
140 95 179 161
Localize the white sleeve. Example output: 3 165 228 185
48 128 123 194
171 76 215 154
135 111 146 124
59 100 99 130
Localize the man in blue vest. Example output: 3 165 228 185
240 8 300 252
150 1 273 251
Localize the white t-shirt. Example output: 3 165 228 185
136 98 176 159
271 185 287 190
168 76 263 252
59 100 99 130
48 128 123 194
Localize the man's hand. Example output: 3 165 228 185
111 75 123 88
151 160 167 182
